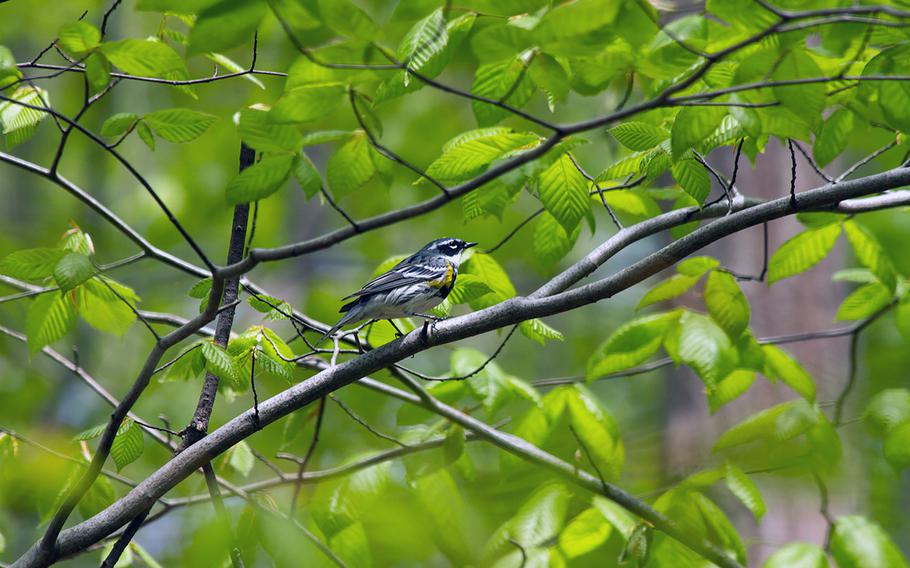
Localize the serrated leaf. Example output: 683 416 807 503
762 542 828 568
143 108 216 143
725 463 766 519
461 252 516 309
567 385 624 480
58 21 100 56
677 311 734 386
559 507 611 559
26 293 77 353
471 54 536 126
293 152 322 199
74 423 107 441
225 154 294 204
425 130 538 181
830 516 909 568
610 122 669 151
79 285 137 336
883 421 910 471
187 277 212 299
0 86 52 147
773 49 825 131
762 345 816 401
587 312 676 380
704 270 749 339
843 220 897 292
768 222 842 284
538 154 591 233
520 318 564 345
270 82 346 124
708 369 756 413
835 282 892 321
111 419 144 471
714 399 818 450
0 248 66 280
100 113 139 137
187 0 266 55
447 273 493 304
201 341 239 386
53 252 94 292
236 106 302 153
813 108 853 167
100 39 191 83
671 157 711 203
678 256 720 276
671 106 726 158
638 274 700 309
865 389 910 434
228 440 255 477
206 52 264 89
534 210 580 266
326 131 376 198
316 0 377 38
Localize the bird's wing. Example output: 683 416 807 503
341 255 450 300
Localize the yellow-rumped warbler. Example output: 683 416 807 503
319 238 477 343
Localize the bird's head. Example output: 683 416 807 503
421 237 477 264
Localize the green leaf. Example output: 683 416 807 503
201 341 239 387
58 22 100 56
487 483 570 553
835 282 892 321
567 386 624 480
26 293 77 353
187 0 266 55
773 49 825 131
883 421 910 471
79 283 137 336
293 152 323 199
714 399 818 450
707 0 777 31
538 154 591 233
534 210 580 266
865 389 910 434
638 274 699 309
143 108 216 143
704 270 749 339
462 252 515 308
671 106 726 159
768 222 842 284
471 53 536 126
425 130 538 181
671 157 711 203
559 507 611 559
53 252 94 292
100 113 139 137
74 423 107 441
843 220 897 292
326 131 377 198
762 345 816 401
762 543 828 568
111 419 144 471
225 154 294 204
227 440 255 477
270 82 346 124
413 468 471 564
136 121 156 150
813 108 853 167
187 277 212 299
610 122 669 151
534 0 621 43
724 463 766 519
0 86 52 147
679 256 720 276
236 106 302 153
830 516 909 568
519 318 564 345
0 248 66 280
330 521 372 567
708 369 756 413
447 273 493 305
79 475 115 520
587 312 676 381
301 129 352 146
0 45 22 89
676 311 735 386
316 0 377 38
100 39 190 83
529 53 570 111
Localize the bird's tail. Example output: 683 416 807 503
315 308 361 346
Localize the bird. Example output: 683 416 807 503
317 237 477 344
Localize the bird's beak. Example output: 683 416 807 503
464 241 478 249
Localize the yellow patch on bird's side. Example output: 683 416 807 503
428 262 455 290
